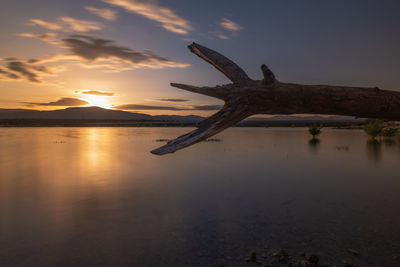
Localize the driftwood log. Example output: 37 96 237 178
151 43 400 155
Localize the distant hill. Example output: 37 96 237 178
0 107 204 122
0 108 38 114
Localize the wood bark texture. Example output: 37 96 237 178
151 43 400 155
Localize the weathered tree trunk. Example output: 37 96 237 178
151 43 400 155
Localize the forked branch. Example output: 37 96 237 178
151 43 400 155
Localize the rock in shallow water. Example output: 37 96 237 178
246 251 257 262
347 249 359 256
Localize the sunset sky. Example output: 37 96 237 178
1 0 400 115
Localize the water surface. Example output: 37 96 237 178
1 127 400 266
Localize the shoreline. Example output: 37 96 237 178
0 119 364 128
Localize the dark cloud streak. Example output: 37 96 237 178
115 104 222 111
190 105 222 110
7 61 42 83
26 97 88 106
0 59 53 83
0 67 20 80
61 35 188 69
156 98 188 102
2 35 188 84
115 104 183 111
77 90 114 96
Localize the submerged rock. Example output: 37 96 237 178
246 251 257 262
347 249 359 256
297 253 321 267
343 261 356 267
306 253 319 265
271 249 290 263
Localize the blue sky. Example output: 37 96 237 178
0 0 399 115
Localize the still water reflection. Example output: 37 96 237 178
0 127 399 266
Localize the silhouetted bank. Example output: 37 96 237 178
0 118 366 127
0 107 366 127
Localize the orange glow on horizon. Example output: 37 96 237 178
83 95 112 109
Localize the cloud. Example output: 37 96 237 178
115 104 183 111
59 17 102 32
189 105 222 110
58 35 190 70
115 104 222 111
219 18 243 32
7 61 42 83
0 67 20 80
1 57 18 61
217 34 229 40
26 97 89 106
0 57 63 84
76 90 114 96
29 19 62 31
102 0 192 34
29 17 102 33
213 18 243 40
17 32 59 44
154 98 189 102
0 60 54 83
3 35 188 84
85 6 117 21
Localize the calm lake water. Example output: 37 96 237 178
1 127 400 266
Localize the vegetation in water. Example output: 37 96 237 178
381 126 398 137
308 123 322 138
364 119 384 139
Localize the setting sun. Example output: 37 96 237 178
84 95 112 109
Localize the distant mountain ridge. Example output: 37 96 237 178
0 107 364 123
0 107 204 122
